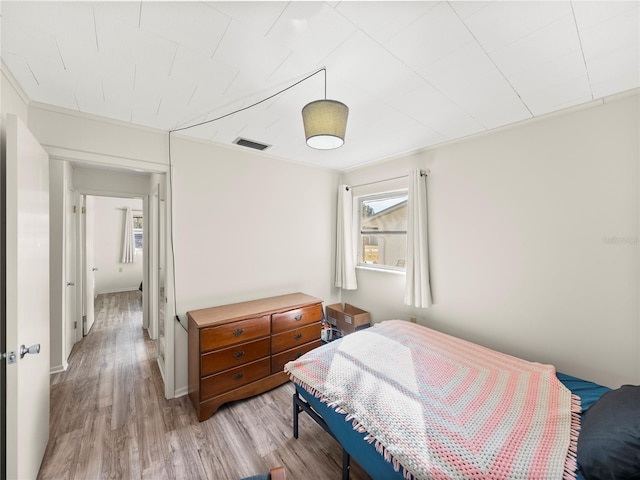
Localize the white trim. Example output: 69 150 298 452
174 386 189 398
356 265 406 275
49 362 68 375
149 183 160 364
356 190 409 273
46 146 169 173
603 87 640 104
142 196 150 332
1 60 32 106
163 168 176 400
74 188 84 344
95 287 142 295
343 87 639 173
29 101 170 136
157 357 166 384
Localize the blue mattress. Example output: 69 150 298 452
295 372 610 480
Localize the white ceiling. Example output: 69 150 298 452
2 1 639 171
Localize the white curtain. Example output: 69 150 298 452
121 207 135 264
335 185 357 290
404 169 432 307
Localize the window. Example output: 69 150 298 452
133 214 143 249
357 191 408 270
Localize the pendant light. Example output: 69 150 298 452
172 67 348 150
302 69 349 150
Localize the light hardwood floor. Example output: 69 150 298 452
38 291 373 480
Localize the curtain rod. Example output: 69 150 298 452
346 169 429 191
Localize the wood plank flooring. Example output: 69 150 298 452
39 291 373 480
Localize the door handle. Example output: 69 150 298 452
91 267 98 272
66 282 75 287
19 344 40 359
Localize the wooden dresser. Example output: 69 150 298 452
188 292 323 421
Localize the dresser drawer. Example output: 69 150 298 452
271 340 321 374
201 315 270 352
201 338 270 377
200 358 270 400
272 304 322 334
271 322 321 354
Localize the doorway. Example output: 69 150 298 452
54 161 173 399
83 195 145 336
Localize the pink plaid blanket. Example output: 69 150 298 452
285 321 580 480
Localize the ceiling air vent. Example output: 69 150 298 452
233 137 271 151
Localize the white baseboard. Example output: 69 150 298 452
50 362 68 375
174 386 188 398
157 357 166 381
95 287 141 295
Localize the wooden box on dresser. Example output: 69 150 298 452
188 292 323 421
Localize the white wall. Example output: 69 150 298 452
342 91 640 389
171 136 339 312
170 136 340 394
74 167 151 197
92 196 144 294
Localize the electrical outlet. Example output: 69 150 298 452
409 315 417 323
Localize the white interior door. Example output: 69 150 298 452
65 186 77 356
4 114 50 479
83 195 96 335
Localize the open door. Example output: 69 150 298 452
83 195 96 335
65 185 78 351
4 114 50 479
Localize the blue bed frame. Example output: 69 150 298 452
292 372 610 480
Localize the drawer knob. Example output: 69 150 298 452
233 350 245 359
294 333 303 340
232 328 244 337
294 314 303 321
234 372 244 381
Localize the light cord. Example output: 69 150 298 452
170 67 327 134
167 67 328 329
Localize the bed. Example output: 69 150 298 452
284 320 631 480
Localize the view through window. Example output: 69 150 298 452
133 214 143 248
358 191 408 270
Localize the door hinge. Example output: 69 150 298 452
74 321 77 329
73 205 77 213
82 315 87 326
82 206 86 214
2 351 17 364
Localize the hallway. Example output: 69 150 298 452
38 291 371 480
40 291 176 479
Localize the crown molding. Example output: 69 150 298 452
344 87 639 173
1 59 32 107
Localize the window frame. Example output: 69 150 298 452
356 189 408 273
